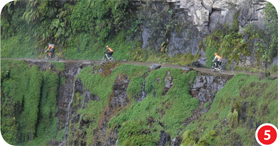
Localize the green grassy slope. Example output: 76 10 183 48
1 60 60 145
74 63 150 145
1 60 277 146
181 74 278 145
108 69 198 145
72 63 199 145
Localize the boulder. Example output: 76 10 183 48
150 64 162 70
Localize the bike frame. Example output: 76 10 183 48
46 50 52 57
101 53 115 63
105 54 111 60
211 62 224 73
213 62 222 69
215 67 221 71
45 50 58 61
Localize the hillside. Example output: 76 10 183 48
1 0 277 71
1 59 277 145
1 0 278 145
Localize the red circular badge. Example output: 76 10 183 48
256 123 278 146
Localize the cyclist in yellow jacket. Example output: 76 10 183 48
47 43 55 58
104 45 114 59
212 53 222 69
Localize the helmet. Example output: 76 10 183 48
48 43 50 46
215 53 218 55
106 45 109 48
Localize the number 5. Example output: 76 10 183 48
264 130 271 140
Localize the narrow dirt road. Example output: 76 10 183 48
2 58 278 78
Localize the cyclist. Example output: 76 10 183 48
47 43 55 58
104 45 114 60
212 53 222 69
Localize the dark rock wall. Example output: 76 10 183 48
132 2 202 57
191 73 233 103
130 0 269 66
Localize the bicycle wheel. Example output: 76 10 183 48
219 66 224 73
109 56 116 62
101 55 107 63
53 54 59 61
210 64 216 72
45 54 50 61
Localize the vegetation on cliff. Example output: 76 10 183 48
74 63 149 145
1 0 278 145
2 1 276 68
1 0 132 60
1 60 278 145
181 74 278 145
108 69 198 145
1 60 60 145
63 63 278 145
202 5 278 70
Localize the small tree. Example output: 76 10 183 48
255 2 278 75
255 29 273 74
264 2 278 59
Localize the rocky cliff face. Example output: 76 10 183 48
1 60 238 145
131 0 268 65
52 62 233 145
168 0 267 33
3 59 277 145
26 61 234 146
132 1 203 56
190 73 233 103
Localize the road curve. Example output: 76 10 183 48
2 58 278 78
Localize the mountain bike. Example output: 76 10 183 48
101 53 116 63
45 50 59 61
211 61 224 73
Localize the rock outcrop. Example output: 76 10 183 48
168 0 267 33
179 72 233 134
131 0 268 66
190 73 233 102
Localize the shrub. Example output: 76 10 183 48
117 121 157 146
227 109 238 128
198 130 216 145
180 130 198 146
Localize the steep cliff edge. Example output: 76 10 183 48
1 60 239 145
180 74 278 145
